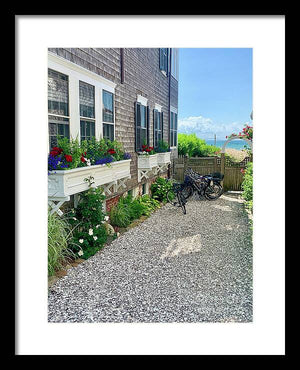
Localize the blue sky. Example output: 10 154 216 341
178 48 253 140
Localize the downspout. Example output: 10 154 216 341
120 48 124 84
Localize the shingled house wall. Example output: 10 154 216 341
48 48 177 204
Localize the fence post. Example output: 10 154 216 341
220 153 225 187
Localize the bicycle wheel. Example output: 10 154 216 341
204 182 223 200
166 189 177 206
177 191 187 214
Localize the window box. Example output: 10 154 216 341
48 159 131 198
137 154 158 170
156 151 171 165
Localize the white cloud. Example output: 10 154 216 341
178 115 250 140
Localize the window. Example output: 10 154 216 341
159 48 169 74
79 81 95 141
48 69 70 148
153 109 163 149
170 111 178 147
135 102 148 152
102 90 114 141
171 48 179 80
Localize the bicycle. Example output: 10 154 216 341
182 168 224 201
165 179 187 214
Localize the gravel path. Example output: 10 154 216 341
48 193 253 323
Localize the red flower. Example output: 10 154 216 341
81 155 86 163
65 155 73 162
52 146 63 153
149 147 154 151
145 148 151 152
108 149 116 155
50 146 63 157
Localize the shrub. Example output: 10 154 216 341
138 194 160 215
177 133 220 157
48 210 74 276
109 198 132 228
241 162 253 213
150 177 173 203
67 187 108 259
109 193 161 227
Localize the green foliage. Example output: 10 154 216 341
67 187 108 259
137 194 161 215
241 162 253 213
150 177 173 203
48 210 74 276
109 193 161 227
53 137 127 170
57 136 83 169
109 199 131 228
177 133 220 157
156 140 170 153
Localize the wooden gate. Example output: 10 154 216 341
172 155 252 191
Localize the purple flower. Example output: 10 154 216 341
123 152 131 160
95 156 114 165
48 154 69 174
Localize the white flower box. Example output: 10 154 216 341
48 159 131 198
156 152 171 165
137 154 158 169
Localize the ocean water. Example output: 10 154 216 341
205 139 251 150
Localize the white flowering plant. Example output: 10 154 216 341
66 187 108 259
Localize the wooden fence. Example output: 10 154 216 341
171 155 252 191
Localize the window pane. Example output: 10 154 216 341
48 69 69 116
103 123 114 141
80 120 95 141
103 90 114 123
170 130 174 147
175 113 178 130
137 127 147 151
48 115 69 148
140 105 146 128
79 81 95 118
86 121 91 137
170 112 174 129
136 103 141 127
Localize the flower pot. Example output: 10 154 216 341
156 152 171 165
48 159 131 198
137 154 158 169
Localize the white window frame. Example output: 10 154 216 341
155 103 162 112
137 94 148 106
48 52 116 151
135 95 149 151
79 80 96 141
171 48 179 81
170 106 178 149
102 89 115 142
153 103 163 149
